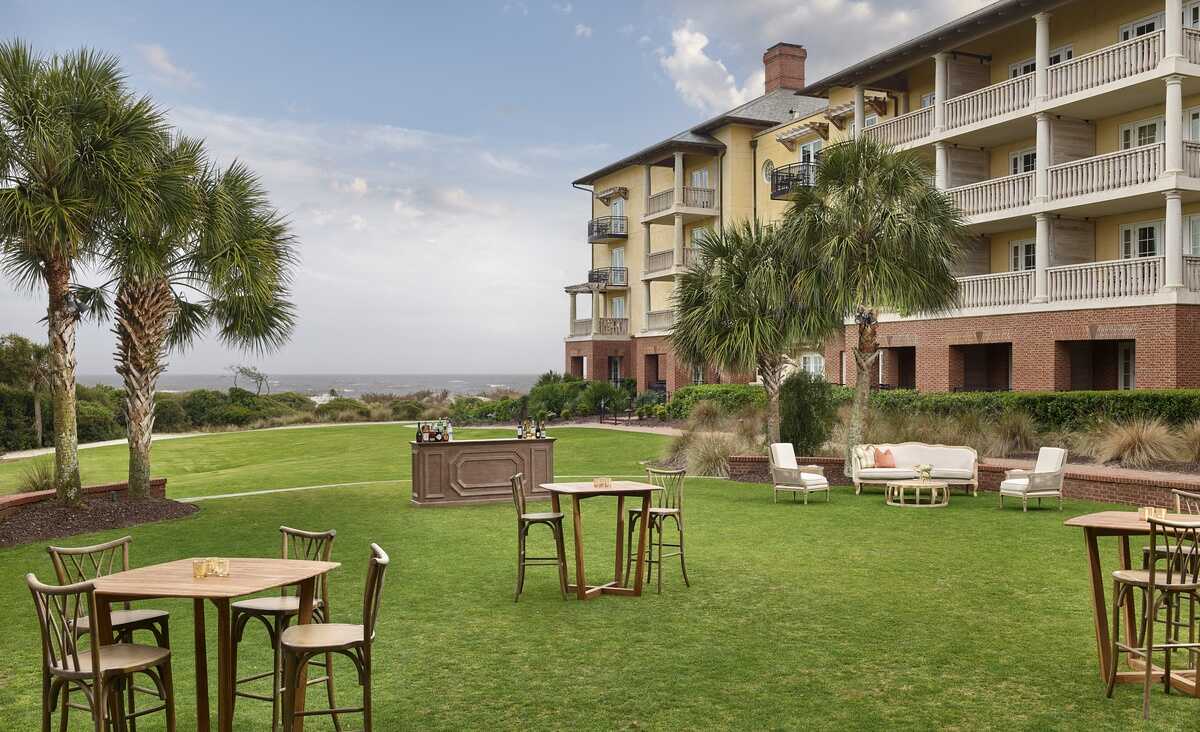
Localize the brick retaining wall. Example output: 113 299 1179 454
727 454 1193 509
0 478 168 518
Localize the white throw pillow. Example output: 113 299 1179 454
855 445 875 469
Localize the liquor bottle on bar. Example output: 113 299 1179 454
446 420 454 441
415 423 422 442
516 420 524 439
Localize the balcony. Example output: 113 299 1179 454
644 247 698 278
957 270 1034 308
945 74 1032 133
770 162 818 200
642 186 717 224
1047 257 1164 302
587 216 628 243
587 267 628 288
862 106 932 148
947 172 1034 219
1047 31 1162 101
570 317 628 337
1048 144 1163 202
645 309 675 332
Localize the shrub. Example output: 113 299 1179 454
992 411 1039 457
684 431 754 477
182 389 229 426
687 400 723 431
635 390 665 408
269 392 317 412
18 458 55 493
76 400 124 442
391 400 424 420
1087 418 1184 468
153 396 191 433
1178 419 1200 463
528 379 587 417
667 384 766 420
779 371 838 456
652 404 668 421
316 398 370 420
0 385 37 451
208 404 256 427
576 381 627 415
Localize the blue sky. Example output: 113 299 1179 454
2 0 982 375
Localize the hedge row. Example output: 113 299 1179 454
666 384 766 419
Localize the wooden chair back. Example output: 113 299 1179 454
1148 516 1200 587
27 573 100 676
48 535 133 611
509 473 527 518
1172 489 1200 515
647 467 686 511
280 526 336 606
362 543 389 642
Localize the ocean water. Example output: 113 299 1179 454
76 373 540 397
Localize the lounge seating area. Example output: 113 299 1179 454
850 442 979 496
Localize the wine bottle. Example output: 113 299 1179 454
446 420 454 441
516 421 524 439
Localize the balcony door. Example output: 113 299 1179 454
609 295 625 319
1119 117 1164 149
1189 1 1200 28
1009 148 1036 175
1118 342 1135 390
610 246 624 269
1119 221 1163 259
1120 13 1165 41
690 168 709 189
798 140 821 185
1011 239 1036 271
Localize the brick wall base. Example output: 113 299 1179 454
0 478 168 519
727 454 1192 509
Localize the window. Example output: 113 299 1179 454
1009 148 1036 175
1119 117 1164 149
610 198 625 218
920 92 936 109
608 356 622 384
1188 107 1200 141
690 364 705 385
609 246 625 270
1120 13 1165 41
1119 221 1164 259
761 159 774 184
690 168 709 188
864 114 878 128
1118 342 1135 390
1189 1 1200 28
609 295 626 318
798 353 825 378
690 227 711 246
1010 239 1036 271
1007 47 1073 78
797 139 822 163
1188 215 1200 256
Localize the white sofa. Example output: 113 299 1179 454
851 442 978 496
999 447 1067 511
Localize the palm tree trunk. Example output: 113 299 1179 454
31 383 43 447
844 315 880 478
759 362 782 444
46 255 82 504
115 278 175 499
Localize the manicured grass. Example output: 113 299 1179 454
0 425 671 497
0 427 1194 729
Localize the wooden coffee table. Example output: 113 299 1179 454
885 479 950 507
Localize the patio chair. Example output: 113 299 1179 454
509 473 568 601
998 447 1067 511
281 544 389 732
28 572 176 731
231 526 338 731
1141 488 1200 664
48 535 171 729
768 443 830 504
1106 516 1200 720
623 467 690 593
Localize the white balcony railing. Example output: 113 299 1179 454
945 74 1032 130
682 186 716 208
1048 143 1163 200
571 318 591 336
1186 256 1200 292
646 249 674 273
1047 257 1164 302
862 106 933 147
1186 141 1200 178
957 271 1034 308
1187 28 1200 64
647 190 673 215
570 317 629 336
646 309 674 331
1048 31 1163 99
948 172 1034 217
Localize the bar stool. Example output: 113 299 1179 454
28 573 176 731
231 526 338 731
624 467 690 593
281 544 389 732
49 536 170 731
510 473 568 601
1106 515 1200 719
1141 489 1200 671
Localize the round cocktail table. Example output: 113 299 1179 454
885 479 950 508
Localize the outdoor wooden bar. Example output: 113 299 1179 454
410 437 555 506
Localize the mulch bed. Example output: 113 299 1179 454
0 495 199 547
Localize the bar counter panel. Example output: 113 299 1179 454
410 437 555 506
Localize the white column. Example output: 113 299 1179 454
673 151 684 206
933 53 948 133
1167 0 1184 59
1035 112 1051 201
568 293 577 334
1166 75 1185 174
934 142 948 190
643 281 652 319
853 84 866 138
591 290 601 334
642 222 652 270
643 164 652 212
1034 13 1051 101
1165 190 1184 289
673 214 685 265
1033 213 1051 302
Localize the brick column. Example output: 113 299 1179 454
917 343 952 392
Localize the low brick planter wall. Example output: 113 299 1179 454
0 478 167 518
727 454 1196 509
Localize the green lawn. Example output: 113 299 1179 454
0 427 1194 729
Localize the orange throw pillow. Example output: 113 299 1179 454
874 448 896 468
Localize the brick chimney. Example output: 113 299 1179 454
763 42 807 93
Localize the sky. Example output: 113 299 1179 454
1 0 988 375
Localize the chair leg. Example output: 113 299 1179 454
281 650 297 731
93 680 107 732
160 661 176 732
676 517 690 587
1106 582 1123 698
623 513 638 586
41 672 51 732
553 521 569 599
1143 590 1158 720
362 651 373 732
58 681 69 732
514 524 527 602
325 650 341 732
656 517 665 594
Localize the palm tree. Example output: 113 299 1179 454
86 137 297 497
782 137 970 474
0 334 50 447
670 220 811 443
0 41 167 503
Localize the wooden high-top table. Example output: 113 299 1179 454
541 481 660 600
1064 511 1198 696
90 557 340 732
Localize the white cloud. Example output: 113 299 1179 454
574 24 593 38
638 35 652 46
481 151 531 176
657 21 762 113
552 2 573 13
334 177 370 195
502 1 529 15
137 43 198 88
618 23 635 35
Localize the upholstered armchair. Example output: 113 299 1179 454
768 443 830 504
999 447 1067 511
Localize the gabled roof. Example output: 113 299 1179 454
573 88 826 186
799 0 1072 96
